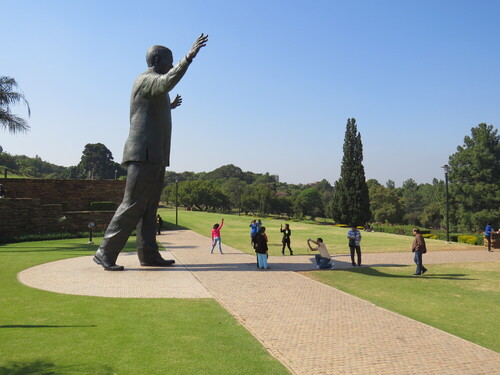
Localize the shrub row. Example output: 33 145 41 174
372 225 484 246
90 201 116 211
0 231 103 244
371 225 431 236
0 231 139 244
458 235 483 246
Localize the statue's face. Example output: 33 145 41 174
155 50 173 74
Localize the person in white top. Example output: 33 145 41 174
307 238 333 269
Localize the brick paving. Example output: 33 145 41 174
18 229 500 374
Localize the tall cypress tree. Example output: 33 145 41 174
330 118 371 225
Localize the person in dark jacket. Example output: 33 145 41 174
411 228 427 275
253 226 269 269
280 223 293 255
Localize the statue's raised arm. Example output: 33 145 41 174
186 33 208 62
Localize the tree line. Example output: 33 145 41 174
0 143 127 180
3 76 498 232
162 121 499 233
1 120 498 233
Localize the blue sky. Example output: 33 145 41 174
2 0 499 186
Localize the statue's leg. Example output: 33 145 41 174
136 165 174 265
96 162 153 264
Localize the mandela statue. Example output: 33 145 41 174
94 34 208 271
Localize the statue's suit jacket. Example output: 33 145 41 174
97 56 192 263
123 56 191 166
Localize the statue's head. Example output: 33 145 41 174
146 45 173 74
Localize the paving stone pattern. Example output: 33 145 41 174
161 230 500 375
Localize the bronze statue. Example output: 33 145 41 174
94 34 208 271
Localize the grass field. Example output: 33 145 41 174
157 208 481 255
0 239 290 375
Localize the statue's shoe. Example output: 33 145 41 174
140 258 175 267
93 254 124 271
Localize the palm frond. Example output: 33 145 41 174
0 76 31 132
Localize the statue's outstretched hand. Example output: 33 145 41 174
186 33 208 61
171 94 182 109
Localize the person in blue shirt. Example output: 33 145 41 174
249 220 259 243
347 225 362 266
485 223 494 252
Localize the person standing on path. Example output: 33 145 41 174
156 214 163 235
210 219 224 254
249 220 258 244
347 225 362 266
307 238 333 269
411 227 427 275
253 226 269 269
280 223 293 255
484 223 494 252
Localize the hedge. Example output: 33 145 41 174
90 201 116 211
371 225 431 236
458 235 482 246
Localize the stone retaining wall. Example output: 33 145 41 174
0 179 125 240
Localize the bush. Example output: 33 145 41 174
371 225 431 237
90 201 116 211
0 231 137 244
422 234 438 239
458 235 481 246
0 231 103 244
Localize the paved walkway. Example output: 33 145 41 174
18 230 500 375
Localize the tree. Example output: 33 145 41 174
221 177 247 209
204 164 244 180
368 183 404 224
253 183 274 215
294 187 323 219
330 118 371 225
386 180 396 190
77 143 125 180
420 201 442 229
448 123 500 231
0 76 31 133
401 178 422 225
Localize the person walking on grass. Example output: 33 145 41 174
253 226 269 269
347 225 362 266
280 223 293 255
210 219 224 254
307 238 333 269
411 227 427 275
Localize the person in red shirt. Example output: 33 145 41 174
210 219 225 254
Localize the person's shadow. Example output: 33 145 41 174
0 360 114 375
349 267 475 280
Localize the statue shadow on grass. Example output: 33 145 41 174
0 360 114 375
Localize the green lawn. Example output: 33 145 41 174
158 208 481 255
0 238 290 375
306 263 500 353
